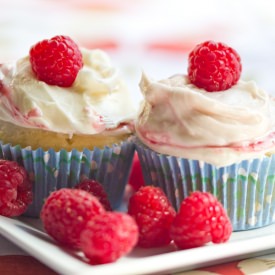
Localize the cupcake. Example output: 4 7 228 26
0 35 136 217
135 40 275 231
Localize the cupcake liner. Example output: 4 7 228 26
135 141 275 231
0 141 135 217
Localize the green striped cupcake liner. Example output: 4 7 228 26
0 140 135 217
135 140 275 231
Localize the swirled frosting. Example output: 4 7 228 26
135 73 275 166
0 48 136 136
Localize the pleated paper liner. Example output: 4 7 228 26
0 141 135 217
135 141 275 231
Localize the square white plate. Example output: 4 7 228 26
1 216 275 275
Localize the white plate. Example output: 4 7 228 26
1 216 275 275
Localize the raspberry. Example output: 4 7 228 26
128 152 145 191
188 40 242 92
29 35 83 87
0 159 32 217
128 186 176 248
80 212 138 264
40 188 105 248
74 179 112 211
170 191 232 249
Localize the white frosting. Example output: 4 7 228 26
135 73 275 167
0 48 136 136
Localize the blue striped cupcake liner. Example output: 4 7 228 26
135 141 275 231
0 141 135 217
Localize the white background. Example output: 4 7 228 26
1 0 275 103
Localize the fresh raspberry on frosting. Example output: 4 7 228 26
80 212 138 264
128 186 176 248
74 179 112 211
188 40 242 92
170 191 232 249
29 35 83 87
40 188 105 248
0 159 33 217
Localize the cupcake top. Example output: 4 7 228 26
0 35 136 137
135 41 275 166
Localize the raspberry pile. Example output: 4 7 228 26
30 35 83 87
40 188 138 264
40 184 232 264
188 40 242 92
128 187 232 249
0 159 32 217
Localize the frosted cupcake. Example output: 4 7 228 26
0 35 136 217
135 40 275 231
